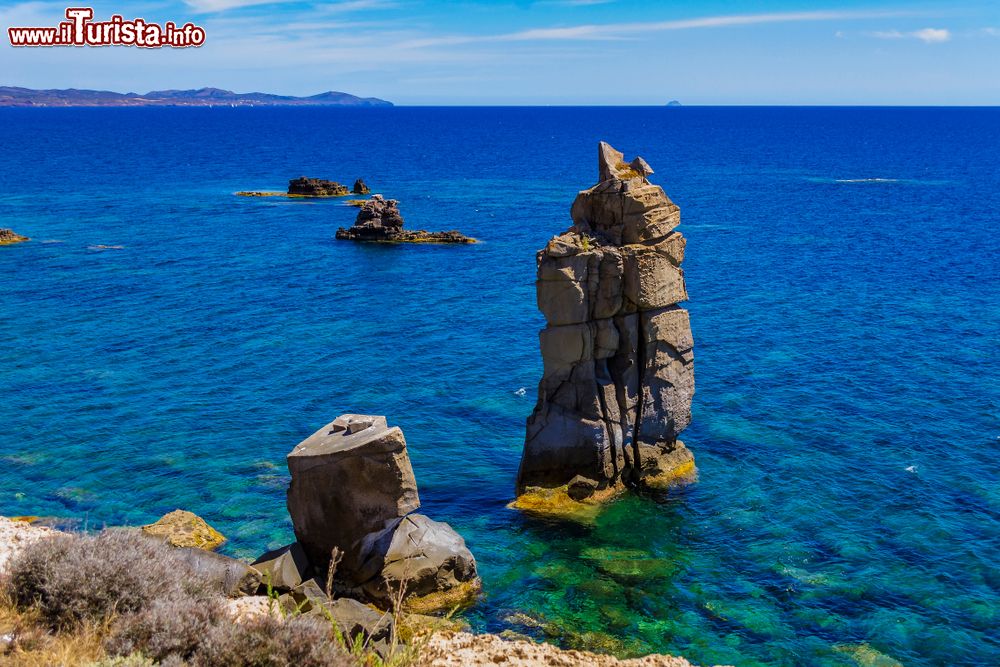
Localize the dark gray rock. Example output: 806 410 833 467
515 142 697 502
286 414 420 575
176 547 262 597
252 542 311 593
281 579 392 655
355 514 479 608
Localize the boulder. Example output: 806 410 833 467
175 547 262 597
0 228 29 245
355 514 480 612
280 579 392 654
141 509 226 551
252 542 311 593
287 177 349 197
515 142 696 508
352 178 370 195
285 414 481 614
286 414 420 574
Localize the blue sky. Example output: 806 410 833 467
1 0 998 104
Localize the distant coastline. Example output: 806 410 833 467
0 86 393 107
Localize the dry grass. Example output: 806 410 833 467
0 594 107 666
2 528 468 667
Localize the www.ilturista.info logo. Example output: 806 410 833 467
8 7 205 48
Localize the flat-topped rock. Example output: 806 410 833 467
284 413 480 613
287 176 349 197
286 414 420 574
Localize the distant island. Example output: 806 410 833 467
0 86 393 108
666 100 682 107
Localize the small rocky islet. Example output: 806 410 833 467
237 176 367 198
335 195 476 244
238 176 476 243
0 228 29 245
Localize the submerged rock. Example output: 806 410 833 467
141 509 226 551
335 195 476 244
514 142 696 516
0 228 29 245
353 178 371 194
287 176 349 197
285 414 480 612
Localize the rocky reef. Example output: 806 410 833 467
0 228 29 245
335 195 476 244
287 176 350 197
236 176 362 198
284 414 481 613
513 142 696 518
353 178 371 194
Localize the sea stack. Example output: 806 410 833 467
513 142 695 517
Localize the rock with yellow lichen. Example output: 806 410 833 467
141 509 226 551
515 142 696 520
0 229 29 246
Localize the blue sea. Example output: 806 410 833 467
1 107 998 666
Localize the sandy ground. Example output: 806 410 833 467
418 631 725 667
0 516 56 574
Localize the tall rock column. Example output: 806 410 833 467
514 142 696 511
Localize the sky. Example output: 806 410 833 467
1 0 998 105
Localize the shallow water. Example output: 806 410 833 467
1 107 998 666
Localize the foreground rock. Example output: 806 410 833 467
0 516 55 572
141 509 226 550
418 631 723 667
0 228 29 245
336 195 476 244
287 176 349 197
286 414 481 612
513 142 696 519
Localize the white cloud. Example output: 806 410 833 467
982 27 1000 37
183 0 388 14
401 9 913 49
913 28 950 43
869 27 950 43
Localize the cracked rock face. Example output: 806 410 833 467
516 142 695 498
286 414 480 612
286 414 420 573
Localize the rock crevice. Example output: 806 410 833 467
515 142 696 508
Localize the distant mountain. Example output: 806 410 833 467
666 100 682 107
0 86 393 107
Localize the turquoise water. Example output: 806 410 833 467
1 107 998 666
